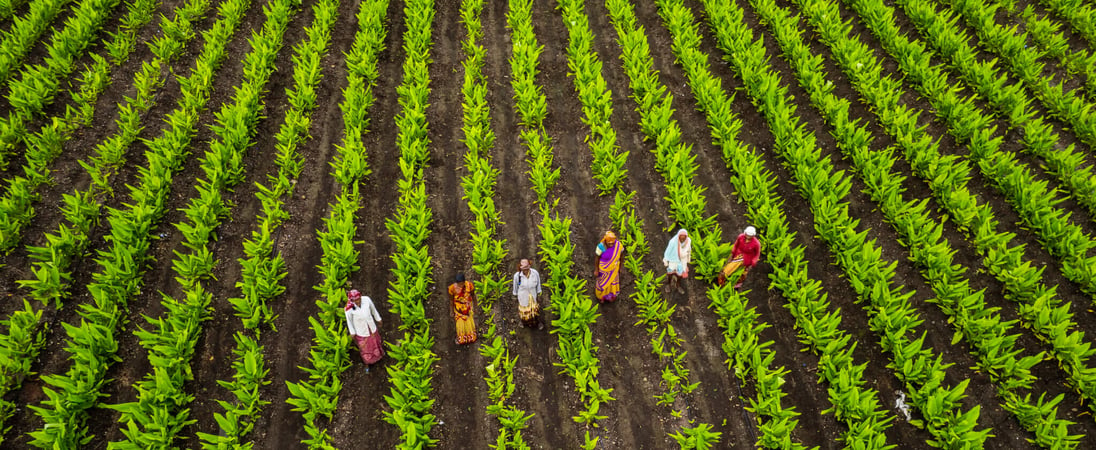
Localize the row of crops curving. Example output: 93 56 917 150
0 0 1095 447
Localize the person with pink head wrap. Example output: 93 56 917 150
345 289 384 370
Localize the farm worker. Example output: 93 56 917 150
448 273 478 344
662 229 691 294
512 259 544 329
717 226 761 289
345 289 384 371
594 231 623 303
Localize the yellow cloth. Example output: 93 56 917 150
449 281 477 344
721 258 744 278
455 316 477 344
519 294 539 321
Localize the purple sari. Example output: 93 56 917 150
596 240 622 302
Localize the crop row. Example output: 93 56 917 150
458 0 506 309
940 0 1096 300
457 0 532 448
505 0 555 208
1012 4 1096 100
378 0 439 447
0 0 122 169
0 0 152 252
894 0 1096 237
0 0 75 85
22 0 253 444
659 0 900 446
105 0 297 446
12 0 213 310
648 2 820 446
837 0 1096 421
198 0 340 446
556 0 626 194
0 0 31 20
601 0 725 445
281 0 388 447
752 0 1082 445
1034 0 1096 49
709 0 1004 443
722 0 1024 445
502 0 561 448
610 0 813 446
547 2 619 445
0 0 163 254
802 0 1096 441
945 0 1096 161
0 0 213 431
0 0 173 434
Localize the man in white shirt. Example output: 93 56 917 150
512 259 544 329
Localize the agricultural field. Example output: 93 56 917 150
1 0 1096 446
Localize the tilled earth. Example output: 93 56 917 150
1 0 1095 448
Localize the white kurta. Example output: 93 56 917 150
345 296 382 337
512 269 542 307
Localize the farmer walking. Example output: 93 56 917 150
345 289 384 372
718 226 761 289
448 273 478 344
595 231 623 303
662 229 691 294
512 259 544 329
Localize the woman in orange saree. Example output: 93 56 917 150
594 231 622 303
448 273 477 344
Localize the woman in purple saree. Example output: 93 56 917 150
594 231 622 303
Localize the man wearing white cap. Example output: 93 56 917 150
718 226 761 288
512 259 543 329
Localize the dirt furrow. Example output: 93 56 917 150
251 0 406 447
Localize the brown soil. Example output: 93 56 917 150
1 0 1095 448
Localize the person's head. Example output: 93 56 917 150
347 289 362 305
519 259 531 272
603 230 617 245
453 273 466 292
744 226 757 240
677 229 688 243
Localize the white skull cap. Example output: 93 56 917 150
745 226 756 236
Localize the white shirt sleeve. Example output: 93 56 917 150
364 296 382 323
513 272 520 296
345 308 358 335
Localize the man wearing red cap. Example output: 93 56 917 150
345 289 384 371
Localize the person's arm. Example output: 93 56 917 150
595 243 604 276
345 309 357 335
513 272 520 297
535 270 542 294
366 297 382 323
